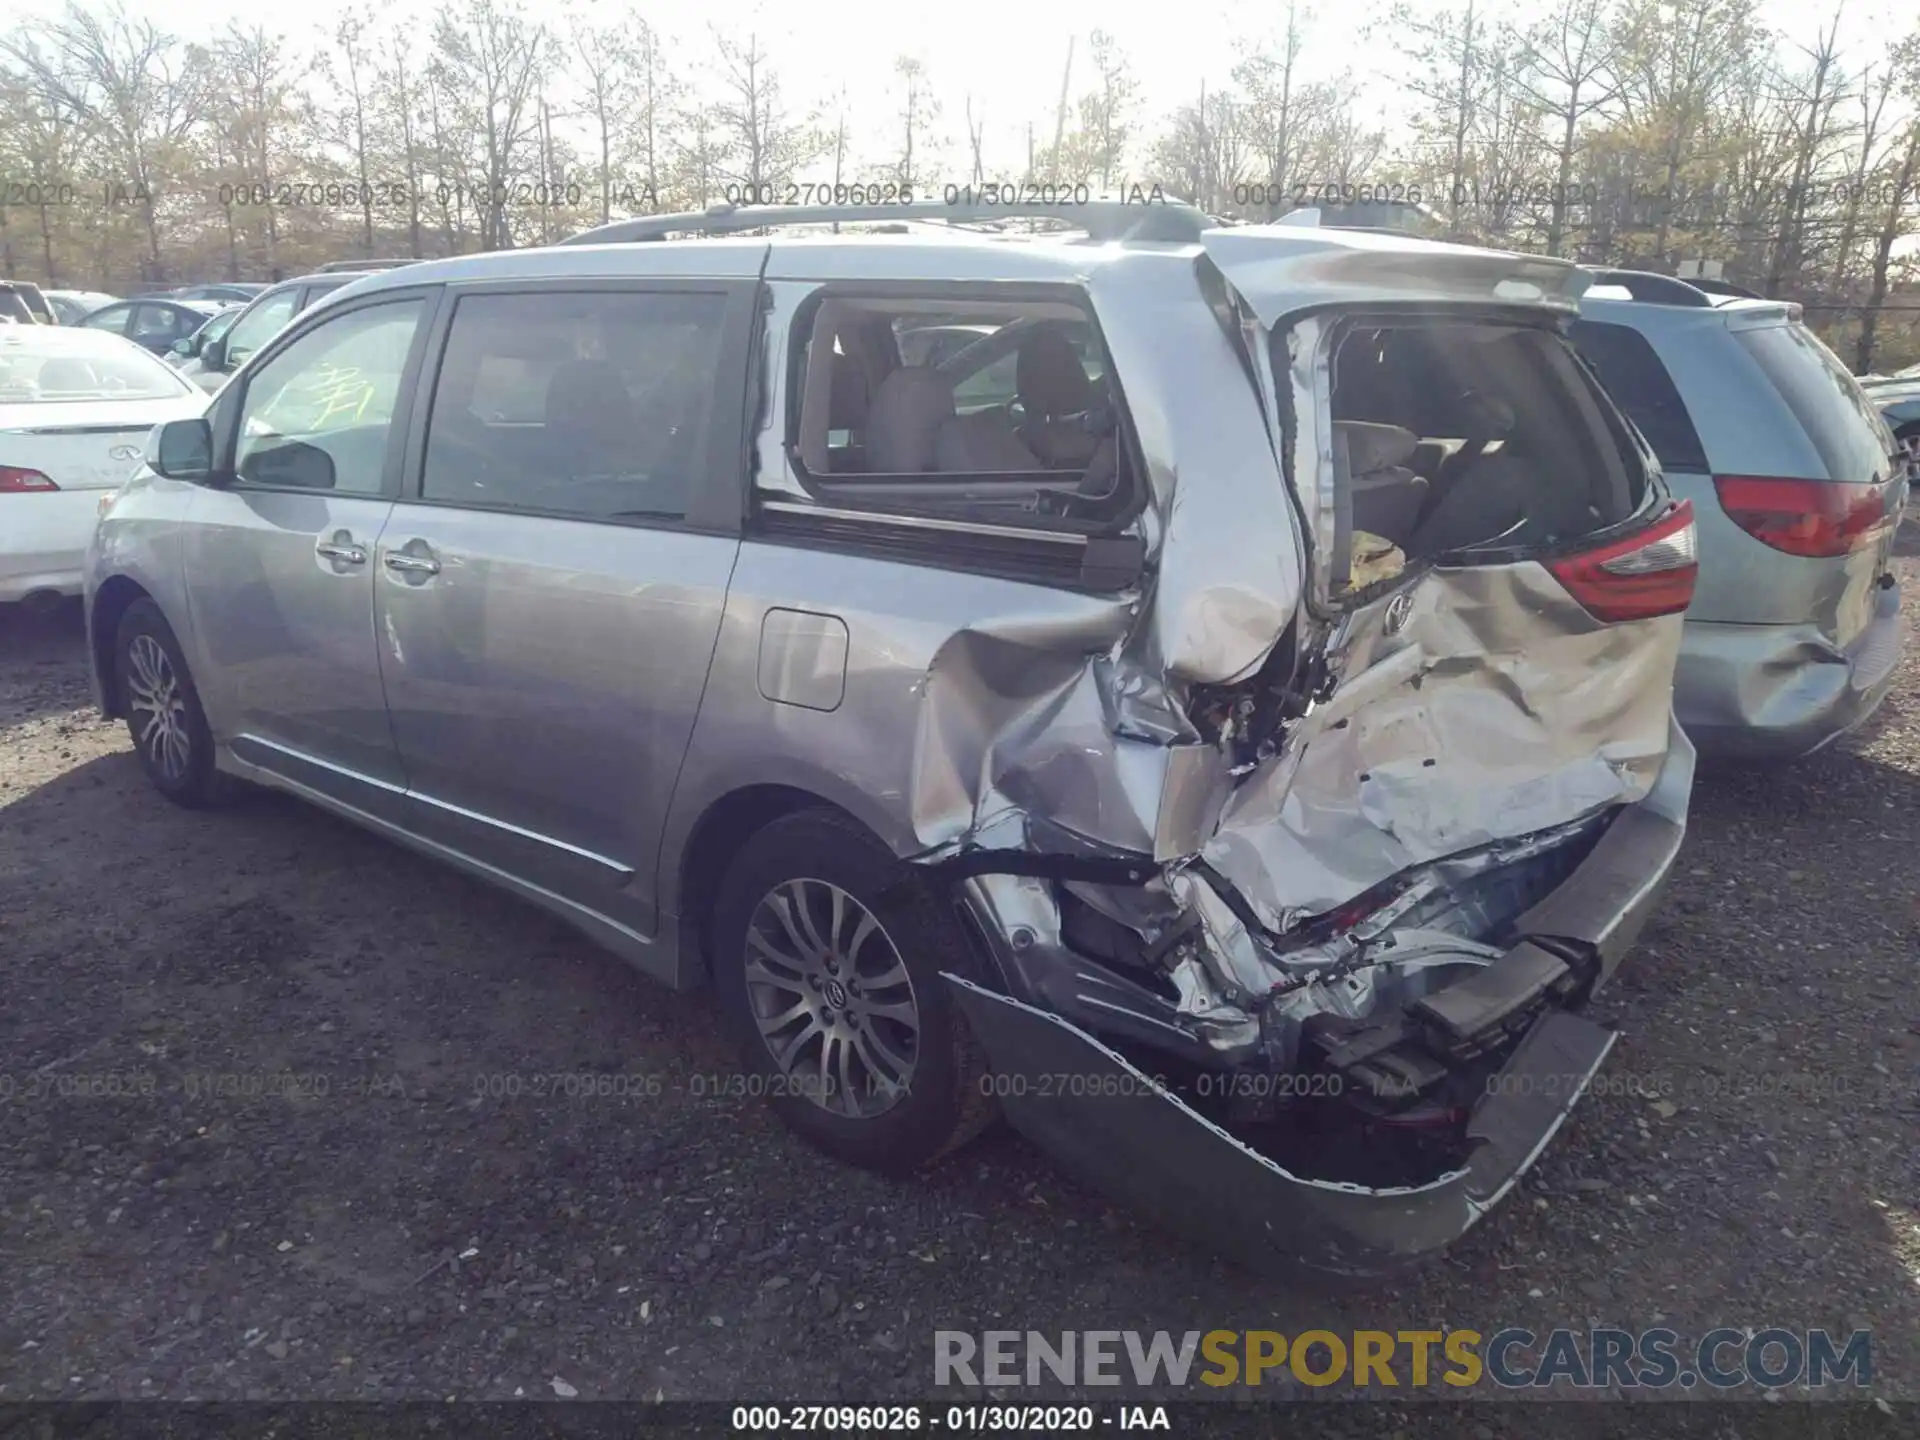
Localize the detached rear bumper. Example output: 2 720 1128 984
1674 576 1904 761
949 722 1695 1277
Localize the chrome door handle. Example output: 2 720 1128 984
315 537 366 565
382 550 441 576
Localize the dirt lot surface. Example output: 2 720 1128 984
2 540 1916 1408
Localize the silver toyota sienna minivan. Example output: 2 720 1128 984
85 200 1701 1276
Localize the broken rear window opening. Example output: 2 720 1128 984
782 290 1142 532
1309 315 1654 596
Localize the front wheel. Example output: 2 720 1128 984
116 598 225 808
709 808 995 1174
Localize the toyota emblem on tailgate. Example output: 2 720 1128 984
1384 590 1415 634
109 444 141 461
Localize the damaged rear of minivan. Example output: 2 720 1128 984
924 228 1700 1277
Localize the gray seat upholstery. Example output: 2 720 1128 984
868 366 1043 474
935 410 1044 472
1016 325 1103 468
825 351 872 472
866 366 956 472
1333 420 1428 546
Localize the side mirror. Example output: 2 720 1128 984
202 336 228 371
241 440 335 491
170 336 195 357
147 418 214 481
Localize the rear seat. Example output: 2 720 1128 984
1334 420 1429 547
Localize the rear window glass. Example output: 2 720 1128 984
0 334 193 401
1733 322 1892 482
1569 319 1709 471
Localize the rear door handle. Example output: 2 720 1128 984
382 545 441 577
315 532 367 565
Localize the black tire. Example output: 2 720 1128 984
710 808 996 1174
115 598 225 808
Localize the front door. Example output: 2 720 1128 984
373 278 759 935
182 292 436 821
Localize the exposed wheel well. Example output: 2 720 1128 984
675 785 863 987
90 577 152 718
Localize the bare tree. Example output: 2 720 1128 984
1150 82 1246 211
1611 0 1765 261
1830 59 1898 291
330 9 378 252
379 30 426 255
1 2 209 281
1515 0 1621 254
568 6 667 222
430 0 546 249
1234 1 1309 216
1854 36 1920 371
1067 29 1137 189
963 94 985 183
1765 6 1849 295
708 29 822 197
1384 0 1490 235
0 53 87 280
892 56 938 191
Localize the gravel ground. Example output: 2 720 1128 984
1 540 1916 1408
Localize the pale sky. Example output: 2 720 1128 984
15 0 1917 182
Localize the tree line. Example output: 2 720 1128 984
3 0 1917 370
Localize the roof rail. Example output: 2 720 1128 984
313 259 413 274
1582 268 1714 307
560 199 1211 247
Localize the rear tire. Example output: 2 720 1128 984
710 808 995 1174
115 599 225 809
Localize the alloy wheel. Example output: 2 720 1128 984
125 633 191 782
743 878 920 1118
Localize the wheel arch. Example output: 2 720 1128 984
90 575 154 718
671 783 874 989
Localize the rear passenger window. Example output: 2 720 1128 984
421 289 726 522
1568 320 1709 472
1732 322 1894 483
788 298 1133 526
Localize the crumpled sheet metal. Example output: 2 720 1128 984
1203 562 1685 929
900 255 1310 862
1084 253 1304 688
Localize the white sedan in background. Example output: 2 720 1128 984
1 325 207 609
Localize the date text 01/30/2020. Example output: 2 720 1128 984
729 1405 1172 1432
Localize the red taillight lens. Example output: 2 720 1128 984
1713 474 1892 557
0 465 58 493
1545 500 1698 624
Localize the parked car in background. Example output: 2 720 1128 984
88 201 1702 1277
167 283 268 304
80 298 232 356
1859 369 1920 480
0 284 37 325
5 280 57 324
1571 269 1906 761
174 262 412 390
45 289 121 325
1 325 205 610
166 306 244 391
